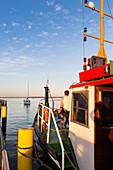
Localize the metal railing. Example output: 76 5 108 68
0 126 10 170
37 103 65 170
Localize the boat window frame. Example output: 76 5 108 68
98 87 113 128
70 90 89 128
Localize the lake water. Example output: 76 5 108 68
3 98 61 170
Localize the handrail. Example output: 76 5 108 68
0 126 10 170
38 103 65 170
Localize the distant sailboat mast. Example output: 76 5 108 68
28 81 29 98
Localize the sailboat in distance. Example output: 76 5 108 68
23 81 30 105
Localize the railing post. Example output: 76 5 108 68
62 149 65 170
47 109 51 143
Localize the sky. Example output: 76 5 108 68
0 0 113 97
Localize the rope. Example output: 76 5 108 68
17 144 53 170
34 144 53 170
65 150 78 170
17 145 33 150
106 0 113 20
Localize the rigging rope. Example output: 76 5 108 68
106 0 113 20
17 144 53 170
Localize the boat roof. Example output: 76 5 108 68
70 75 113 89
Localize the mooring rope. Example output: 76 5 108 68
17 144 53 170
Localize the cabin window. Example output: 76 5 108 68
71 91 88 126
102 91 113 127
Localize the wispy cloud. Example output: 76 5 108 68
77 8 81 12
46 0 55 6
52 32 58 36
12 22 19 27
9 8 17 14
37 31 48 37
0 55 46 72
4 30 12 34
25 44 32 48
12 37 18 40
3 23 7 27
55 4 63 11
90 19 94 23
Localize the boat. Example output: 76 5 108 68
18 0 113 169
24 81 30 105
24 97 30 105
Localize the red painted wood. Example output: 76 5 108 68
70 77 113 89
79 64 110 82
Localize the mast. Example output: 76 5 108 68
44 76 49 107
28 81 29 98
97 0 107 61
100 0 104 58
84 0 113 64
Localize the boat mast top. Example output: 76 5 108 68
28 81 29 98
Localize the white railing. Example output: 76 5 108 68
0 127 10 170
37 103 65 170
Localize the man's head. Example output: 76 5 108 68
64 90 69 96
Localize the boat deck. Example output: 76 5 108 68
34 111 79 169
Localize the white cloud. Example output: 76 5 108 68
0 72 26 76
47 45 53 48
52 33 58 36
9 8 17 14
55 4 63 11
90 19 94 23
28 25 32 29
25 44 32 48
62 9 69 15
56 26 64 30
77 8 81 12
12 37 18 40
19 55 28 59
0 55 46 71
12 22 19 27
42 31 48 36
19 37 28 42
40 11 43 16
46 0 55 6
4 30 12 34
3 23 7 27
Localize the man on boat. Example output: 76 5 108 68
58 90 70 128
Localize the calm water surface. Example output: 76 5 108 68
4 98 60 170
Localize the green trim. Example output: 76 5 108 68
110 60 113 75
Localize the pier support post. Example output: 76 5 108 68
17 127 34 170
0 103 2 119
2 106 7 145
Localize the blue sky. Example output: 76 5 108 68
0 0 113 97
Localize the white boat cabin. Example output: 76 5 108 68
69 60 113 170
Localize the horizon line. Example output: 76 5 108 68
0 96 62 98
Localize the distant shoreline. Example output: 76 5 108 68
0 96 62 98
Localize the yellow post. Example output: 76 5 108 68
2 106 7 145
17 127 34 170
2 106 7 118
